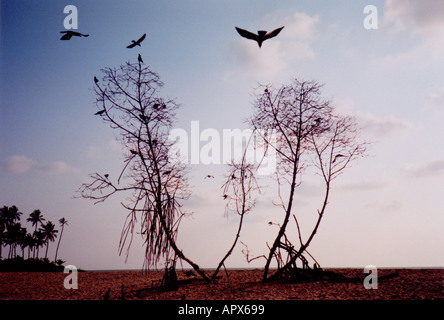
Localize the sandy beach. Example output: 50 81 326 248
0 268 442 300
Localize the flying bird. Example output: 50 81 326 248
95 109 106 115
205 175 214 179
235 26 284 48
94 76 99 84
333 154 345 163
60 31 89 40
127 33 146 48
138 53 143 63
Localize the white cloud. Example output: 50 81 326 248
355 111 414 139
404 159 444 178
339 179 388 192
382 0 444 64
425 87 444 108
84 146 102 160
38 161 80 175
5 155 34 174
383 0 444 37
333 98 414 139
365 199 403 213
107 139 123 154
227 10 319 80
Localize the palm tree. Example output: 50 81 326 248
40 221 58 259
5 206 23 223
25 233 34 259
0 206 7 259
33 230 45 259
27 210 45 257
5 222 22 258
54 218 68 261
27 209 45 232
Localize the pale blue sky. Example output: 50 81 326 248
1 0 443 270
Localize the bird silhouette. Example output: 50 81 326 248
332 154 345 163
139 114 147 122
138 54 143 63
60 31 89 40
130 150 138 155
235 26 284 48
205 175 214 179
152 103 160 109
104 174 109 179
94 76 99 84
127 33 146 48
163 170 172 175
95 109 106 115
223 194 228 200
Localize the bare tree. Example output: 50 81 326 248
211 141 261 280
78 59 210 283
247 78 367 282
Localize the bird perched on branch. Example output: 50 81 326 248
127 33 146 48
235 26 284 48
333 154 345 163
138 54 143 64
95 109 106 115
60 31 89 40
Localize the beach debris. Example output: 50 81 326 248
103 287 111 300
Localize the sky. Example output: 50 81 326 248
1 0 443 271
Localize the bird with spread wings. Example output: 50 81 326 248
127 33 146 48
60 31 89 40
235 26 284 48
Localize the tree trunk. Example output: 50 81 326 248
262 154 300 281
55 227 64 261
